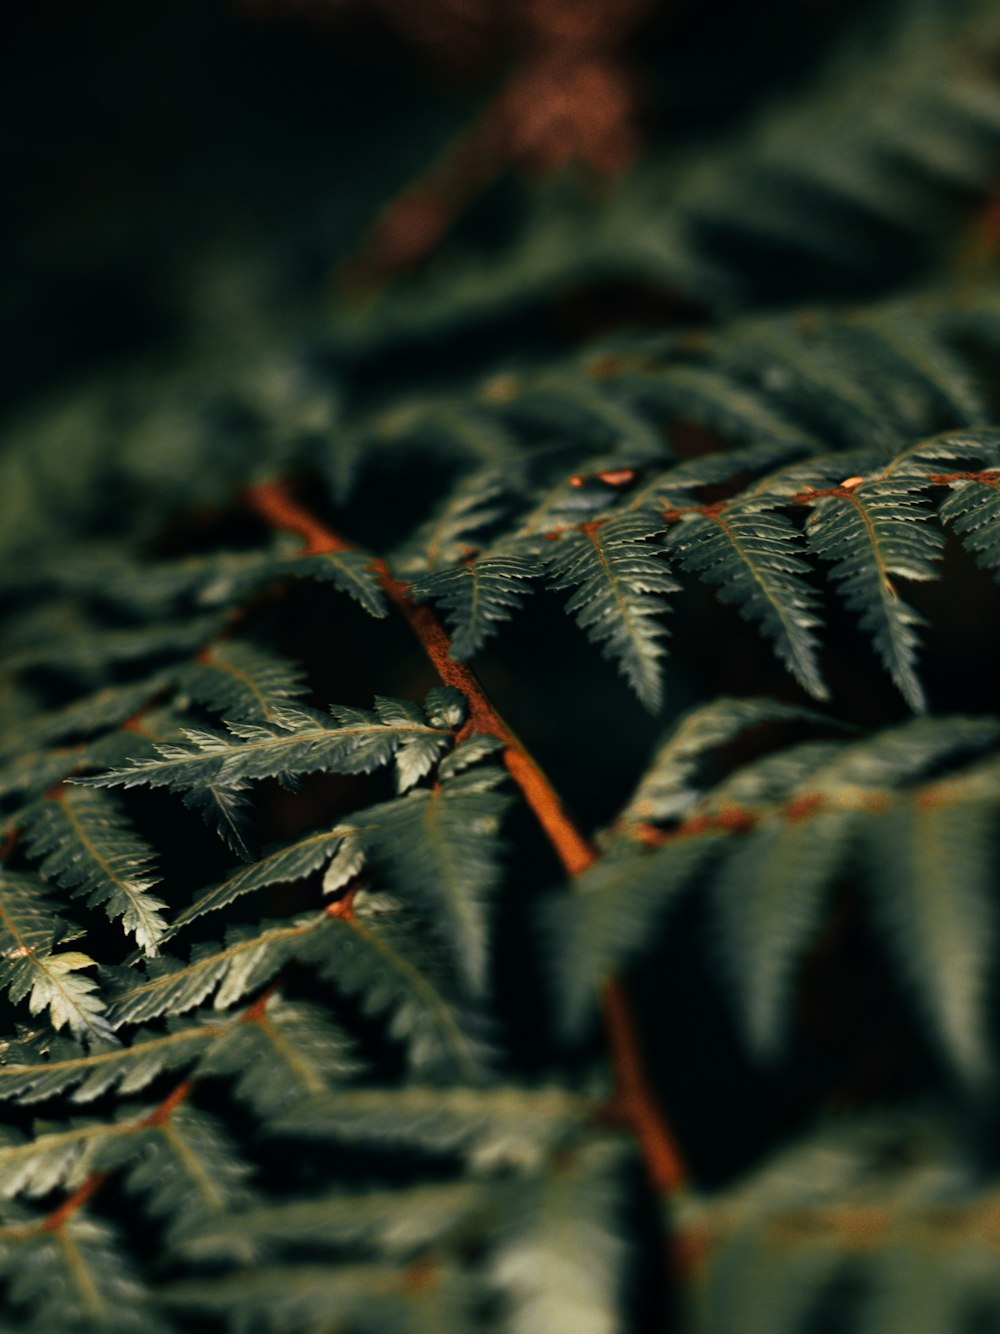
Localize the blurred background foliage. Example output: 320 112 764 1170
5 0 958 415
5 2 1000 1330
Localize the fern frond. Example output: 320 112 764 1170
338 3 1000 342
713 317 907 450
0 679 165 764
267 1085 590 1169
353 401 524 498
0 993 350 1114
0 1120 111 1200
392 468 511 577
165 825 349 937
711 810 852 1059
282 548 389 618
848 307 989 427
861 1246 978 1334
707 719 1000 1063
21 789 168 956
3 610 228 678
683 1112 1000 1334
491 1143 627 1334
814 714 1000 790
174 640 308 724
630 438 814 503
411 550 539 661
322 764 510 992
938 471 1000 578
509 371 670 468
196 995 359 1116
181 781 256 862
619 362 819 455
0 747 94 811
110 905 486 1081
622 696 836 824
802 477 943 710
105 914 327 1027
0 1212 166 1333
303 894 492 1081
83 694 457 800
163 1260 477 1334
666 501 827 699
96 1104 255 1239
546 513 678 711
176 1178 487 1262
44 543 387 619
547 836 722 1037
693 1218 841 1334
0 871 112 1043
0 1020 219 1106
862 794 998 1087
5 5 1000 1326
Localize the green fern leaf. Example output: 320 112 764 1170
0 679 164 764
863 794 998 1087
83 695 456 798
803 478 943 710
283 548 388 618
696 1231 841 1334
548 836 721 1037
174 640 308 724
267 1084 590 1169
176 1178 486 1263
97 1104 255 1241
938 471 1000 578
196 995 359 1116
0 1020 219 1107
322 764 510 993
181 780 255 861
711 810 852 1059
164 825 349 938
304 893 492 1080
4 611 228 678
21 789 168 956
0 1212 167 1333
546 513 678 711
623 361 819 454
0 1120 111 1200
622 696 837 824
492 1143 627 1334
0 871 112 1043
164 1260 478 1334
848 308 989 427
105 914 327 1027
861 1247 974 1334
412 551 539 661
392 468 511 577
666 502 827 699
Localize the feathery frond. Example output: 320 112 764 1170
546 513 678 711
21 789 168 956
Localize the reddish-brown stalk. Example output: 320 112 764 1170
22 1078 195 1241
245 479 688 1202
12 987 294 1241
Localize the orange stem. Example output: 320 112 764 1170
32 1076 194 1238
246 480 594 877
344 109 505 288
137 1078 193 1129
5 986 299 1245
602 979 686 1195
40 1172 108 1233
245 479 686 1193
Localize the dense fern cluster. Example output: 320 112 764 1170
4 0 1000 1330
